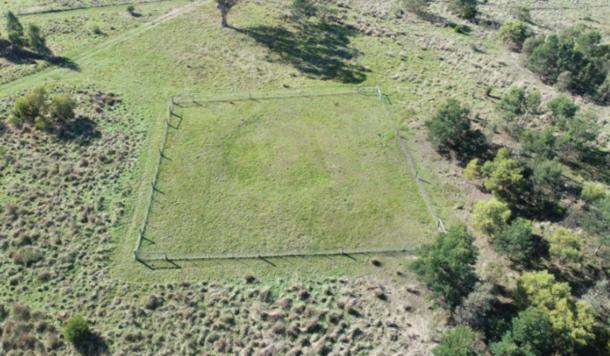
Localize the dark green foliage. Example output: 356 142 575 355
426 99 471 150
433 325 480 356
526 27 609 102
291 0 317 19
530 160 563 201
556 113 601 162
6 11 24 47
521 128 556 160
63 315 90 346
494 218 535 264
496 87 540 131
547 95 578 121
522 35 544 56
582 197 610 261
26 24 51 56
449 0 478 20
411 225 478 310
491 308 553 356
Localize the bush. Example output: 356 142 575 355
463 159 481 181
581 181 607 203
521 128 556 160
449 0 478 20
510 4 531 22
498 21 532 51
482 148 524 199
9 87 48 127
494 218 535 264
433 325 480 356
402 0 431 14
472 197 511 237
455 282 496 330
530 160 563 201
6 11 24 47
517 271 595 351
291 0 317 18
63 315 90 346
491 307 553 356
545 227 584 264
496 87 540 130
547 95 579 121
426 99 472 150
411 225 478 310
49 95 76 121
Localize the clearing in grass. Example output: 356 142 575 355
139 90 434 259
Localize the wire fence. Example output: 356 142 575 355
133 86 444 263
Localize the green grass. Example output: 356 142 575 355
141 92 433 257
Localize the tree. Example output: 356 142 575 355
521 128 556 160
433 325 480 356
545 227 583 264
498 21 532 51
472 197 511 237
494 218 535 264
491 307 553 356
463 159 481 181
26 24 50 56
496 87 540 132
482 148 524 199
410 225 478 310
63 315 90 346
517 270 595 351
6 11 24 47
216 0 240 28
426 98 471 151
455 282 496 330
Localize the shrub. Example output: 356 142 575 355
491 307 553 356
426 98 471 151
63 315 90 346
454 282 496 330
9 87 48 127
433 325 480 356
547 95 579 121
530 160 563 201
482 148 524 199
581 181 607 203
463 159 481 181
291 0 317 18
522 35 544 56
472 197 511 237
498 21 532 51
411 225 478 310
449 0 478 20
545 227 584 264
521 128 556 160
494 218 535 264
49 95 76 122
510 4 531 22
517 270 595 351
402 0 431 14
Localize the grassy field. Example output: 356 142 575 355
140 91 432 258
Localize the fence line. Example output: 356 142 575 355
17 0 179 17
374 86 446 233
134 87 439 263
133 97 173 261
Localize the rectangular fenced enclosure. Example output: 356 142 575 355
135 87 437 261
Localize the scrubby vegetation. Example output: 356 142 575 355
1 0 608 354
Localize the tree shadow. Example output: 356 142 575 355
0 39 79 71
57 117 101 145
439 129 496 166
76 332 109 356
236 19 368 83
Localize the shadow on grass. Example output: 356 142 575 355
236 19 368 83
0 39 79 71
57 117 101 145
75 332 108 356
